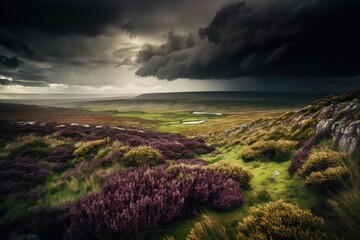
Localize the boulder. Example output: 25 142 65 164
315 118 335 136
337 120 360 154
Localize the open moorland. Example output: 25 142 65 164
0 90 359 240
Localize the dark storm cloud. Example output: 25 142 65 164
0 34 34 56
0 0 231 37
0 0 233 87
0 55 23 68
0 0 123 36
136 0 360 80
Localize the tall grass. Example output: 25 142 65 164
185 213 236 240
329 150 360 238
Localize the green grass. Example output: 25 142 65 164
149 146 325 240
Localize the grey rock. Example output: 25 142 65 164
337 121 360 154
316 118 335 135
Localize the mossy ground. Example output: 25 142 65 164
149 145 325 240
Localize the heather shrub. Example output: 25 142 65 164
208 161 253 188
303 166 349 187
239 140 298 162
288 135 318 174
65 165 243 239
0 156 48 197
237 200 328 240
298 150 346 176
73 138 108 157
123 145 164 166
26 206 70 240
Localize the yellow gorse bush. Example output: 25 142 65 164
239 140 298 162
304 166 349 186
298 149 346 176
123 145 163 166
208 161 253 187
237 200 328 240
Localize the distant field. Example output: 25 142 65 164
0 98 306 137
64 97 314 136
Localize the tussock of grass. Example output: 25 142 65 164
73 138 109 157
7 137 50 159
185 214 236 240
329 152 360 238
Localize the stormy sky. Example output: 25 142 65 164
0 0 359 94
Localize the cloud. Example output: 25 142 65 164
0 0 232 37
0 34 34 56
0 55 23 68
136 0 360 80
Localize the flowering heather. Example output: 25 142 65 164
288 135 318 174
0 156 48 198
65 165 243 239
99 150 124 166
47 145 74 172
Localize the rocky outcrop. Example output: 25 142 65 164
332 120 360 154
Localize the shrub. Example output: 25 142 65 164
0 156 48 197
298 150 346 176
288 135 318 174
303 166 349 187
65 165 243 239
208 161 253 188
239 140 298 162
237 200 328 240
123 145 164 166
73 138 108 157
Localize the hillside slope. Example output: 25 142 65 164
206 89 360 156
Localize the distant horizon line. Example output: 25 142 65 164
0 90 348 95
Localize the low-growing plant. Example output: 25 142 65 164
288 135 318 174
8 138 50 160
73 138 109 157
328 152 360 238
0 156 48 198
237 200 328 240
65 165 243 239
123 145 164 166
239 140 298 162
303 166 349 187
298 149 346 176
208 161 253 188
186 214 236 240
